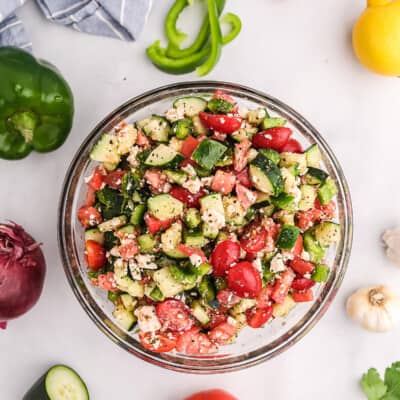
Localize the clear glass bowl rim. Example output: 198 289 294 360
58 81 353 374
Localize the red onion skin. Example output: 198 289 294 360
0 223 46 323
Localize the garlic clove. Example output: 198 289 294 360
382 228 400 267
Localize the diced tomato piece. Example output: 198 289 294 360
216 289 241 307
236 183 257 209
280 138 303 153
271 268 296 304
252 127 292 151
246 305 273 328
96 272 118 291
208 322 237 345
169 186 206 208
233 139 252 172
212 89 236 105
85 240 106 270
185 389 238 400
144 169 167 192
136 130 151 147
156 299 194 332
176 328 218 355
210 240 241 277
199 112 242 134
176 244 207 263
181 135 200 158
291 278 316 291
227 261 262 298
292 288 314 303
315 199 336 220
77 206 102 228
103 170 126 190
296 209 323 230
257 286 273 308
291 234 303 258
240 222 268 253
119 240 139 260
234 167 252 188
203 310 228 330
84 187 96 206
211 170 236 195
289 257 315 275
86 166 105 190
144 213 174 234
262 217 281 239
139 331 177 353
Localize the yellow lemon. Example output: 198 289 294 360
353 0 400 76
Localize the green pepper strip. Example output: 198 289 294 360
196 0 223 77
165 0 191 48
166 0 226 59
221 12 242 45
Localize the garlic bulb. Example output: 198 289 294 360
382 228 400 267
346 285 400 332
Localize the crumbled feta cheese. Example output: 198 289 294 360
253 257 263 272
169 137 183 152
165 106 185 122
136 254 157 270
189 254 203 267
181 164 197 177
114 258 128 277
182 177 203 194
291 185 302 205
201 209 226 230
301 250 311 261
200 177 213 187
162 182 172 193
109 246 121 257
238 107 249 118
227 316 238 326
281 250 294 262
128 260 142 280
135 305 161 333
127 145 141 167
270 253 287 273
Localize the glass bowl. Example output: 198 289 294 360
58 81 353 374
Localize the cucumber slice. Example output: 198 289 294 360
247 108 268 125
153 267 186 297
207 98 235 114
164 169 187 185
184 230 208 247
261 117 286 130
172 118 193 139
250 153 283 195
120 293 137 311
138 234 156 253
184 208 201 229
98 215 127 232
191 139 227 170
161 222 187 258
200 193 225 239
148 194 184 220
280 152 307 175
90 133 120 164
273 295 296 318
144 144 184 168
113 306 137 331
305 144 322 168
303 231 325 263
314 222 341 247
84 228 104 244
198 276 216 303
130 204 146 225
174 96 207 117
304 167 329 185
23 365 89 400
298 185 317 211
191 300 211 324
142 116 170 142
271 192 295 211
259 148 280 165
276 225 300 249
317 178 338 205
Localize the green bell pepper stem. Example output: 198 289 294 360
165 0 192 48
196 0 223 77
166 0 226 59
0 47 74 160
221 13 242 45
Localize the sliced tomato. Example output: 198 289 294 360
103 170 126 189
280 138 303 153
176 328 218 355
139 331 177 353
77 206 102 228
156 299 194 332
236 183 257 209
144 169 167 192
136 130 151 147
246 305 273 328
291 278 316 291
96 272 118 291
203 310 228 330
296 209 323 230
235 167 252 188
144 213 174 234
315 199 336 220
240 222 268 253
216 289 241 308
233 139 251 172
119 240 139 260
211 170 236 195
185 389 237 400
181 135 200 158
227 261 262 299
199 112 242 134
86 166 105 190
252 127 292 151
257 286 273 308
169 186 206 208
292 288 314 303
208 322 237 345
85 240 106 270
289 257 315 275
176 244 207 263
84 187 96 206
210 240 241 277
291 234 303 258
271 268 296 304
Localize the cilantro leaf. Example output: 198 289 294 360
361 368 387 400
383 363 400 400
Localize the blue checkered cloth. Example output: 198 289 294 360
0 0 152 51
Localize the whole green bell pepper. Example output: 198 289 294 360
0 47 74 160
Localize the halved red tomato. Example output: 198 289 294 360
144 213 174 234
211 170 236 195
280 138 303 153
292 288 314 302
199 112 242 134
227 261 262 298
240 222 268 253
169 185 206 208
86 166 105 190
103 169 126 190
139 331 177 353
181 135 200 158
203 310 228 330
289 257 315 275
184 389 237 400
271 268 296 304
156 299 194 332
85 240 106 270
144 169 167 192
210 240 241 277
208 322 237 345
315 199 336 219
252 127 292 151
176 328 218 354
246 305 273 328
77 206 102 228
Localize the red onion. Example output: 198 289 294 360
0 222 46 328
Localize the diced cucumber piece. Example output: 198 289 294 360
138 234 156 253
192 114 207 135
98 215 127 232
153 267 185 297
85 228 104 244
200 193 225 239
298 185 317 211
261 117 286 130
170 265 197 286
130 204 146 225
143 116 170 142
223 196 247 226
198 276 216 303
136 117 151 130
276 225 300 249
164 169 187 185
280 152 307 175
144 144 184 168
272 192 295 211
191 139 227 170
231 299 257 315
246 108 268 125
115 276 145 297
274 211 295 226
174 96 207 117
161 222 187 258
184 208 201 229
250 153 283 195
172 118 193 140
191 300 211 324
259 148 280 165
184 230 208 247
108 291 120 303
147 194 184 220
117 125 138 155
149 286 165 301
120 293 137 311
312 264 330 282
118 224 135 235
305 144 322 168
272 295 296 318
90 133 120 164
314 222 341 247
303 231 325 263
304 167 329 185
207 98 235 114
317 178 338 205
231 129 249 142
113 306 137 331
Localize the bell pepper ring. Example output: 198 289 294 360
0 47 74 160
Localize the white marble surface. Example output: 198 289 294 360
2 0 400 398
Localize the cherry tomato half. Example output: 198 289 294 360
170 185 206 208
210 240 241 277
252 127 292 151
96 272 118 291
227 261 262 298
246 305 273 328
156 299 194 332
240 223 268 253
77 206 102 228
86 166 105 190
280 138 303 153
176 328 218 355
289 257 315 275
199 112 242 134
291 278 316 291
85 240 106 271
208 322 237 345
139 331 177 353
